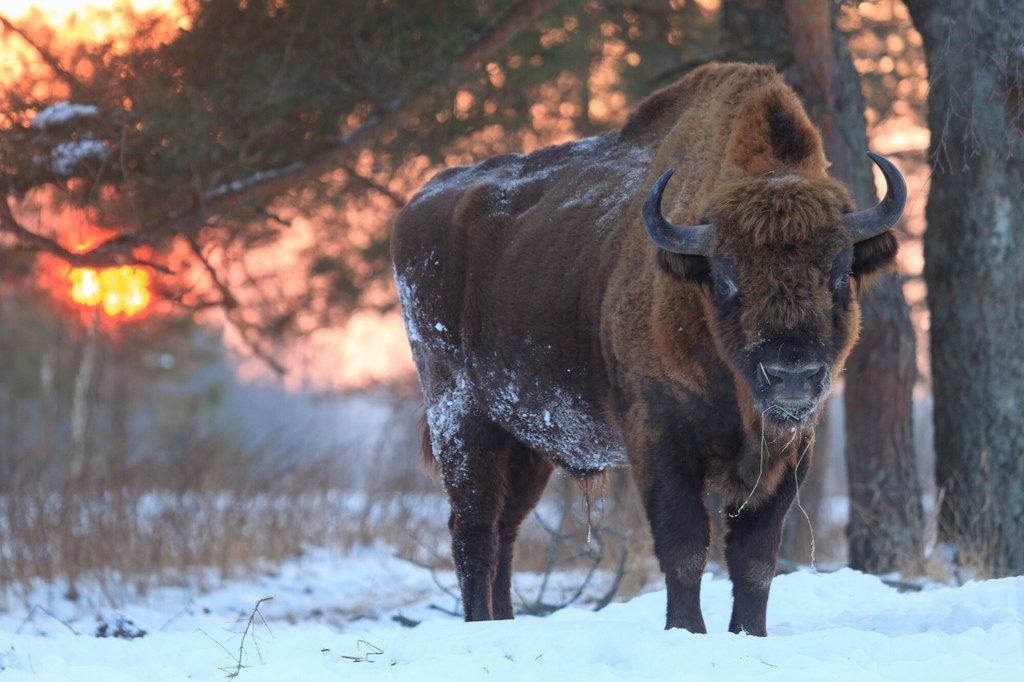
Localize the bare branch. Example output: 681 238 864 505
183 234 286 377
338 165 406 210
184 234 237 309
0 16 90 99
0 193 170 272
457 0 561 68
219 597 274 678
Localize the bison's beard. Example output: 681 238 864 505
762 398 819 423
756 389 830 434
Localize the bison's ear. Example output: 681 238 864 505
851 230 898 280
657 250 710 282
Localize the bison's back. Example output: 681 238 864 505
392 133 657 474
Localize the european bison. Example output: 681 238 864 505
391 63 905 635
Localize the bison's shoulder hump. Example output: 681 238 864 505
404 134 651 232
404 154 522 212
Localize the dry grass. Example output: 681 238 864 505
0 395 435 604
1 385 931 613
0 477 354 604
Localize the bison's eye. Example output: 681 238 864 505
716 275 739 299
834 271 851 291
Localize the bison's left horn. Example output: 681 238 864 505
643 168 715 256
841 151 907 243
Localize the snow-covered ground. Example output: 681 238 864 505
1 544 1021 681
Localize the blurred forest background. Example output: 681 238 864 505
1 0 1021 607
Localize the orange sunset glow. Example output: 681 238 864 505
18 189 158 322
69 265 152 317
0 0 181 27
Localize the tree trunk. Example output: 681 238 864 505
844 273 924 573
792 0 926 575
905 0 1024 577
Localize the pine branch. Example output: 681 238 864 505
126 1 558 239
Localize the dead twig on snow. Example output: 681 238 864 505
217 597 274 678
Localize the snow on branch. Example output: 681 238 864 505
31 102 100 129
49 139 106 176
202 162 305 202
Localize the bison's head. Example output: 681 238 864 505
645 152 905 430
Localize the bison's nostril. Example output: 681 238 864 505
759 363 784 386
761 361 827 399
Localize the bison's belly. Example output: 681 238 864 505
483 371 626 473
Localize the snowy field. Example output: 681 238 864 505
1 544 1022 681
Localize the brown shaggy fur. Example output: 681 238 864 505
392 63 899 636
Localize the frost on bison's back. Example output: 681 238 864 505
392 132 657 478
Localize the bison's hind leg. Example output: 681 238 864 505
440 417 552 621
491 444 553 619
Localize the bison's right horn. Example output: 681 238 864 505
643 168 715 256
841 151 907 243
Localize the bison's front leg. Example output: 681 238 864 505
723 455 808 636
643 465 712 634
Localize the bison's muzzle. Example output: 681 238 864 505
757 358 830 424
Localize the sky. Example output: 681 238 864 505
0 1 175 20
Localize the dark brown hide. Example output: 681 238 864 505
392 63 901 635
